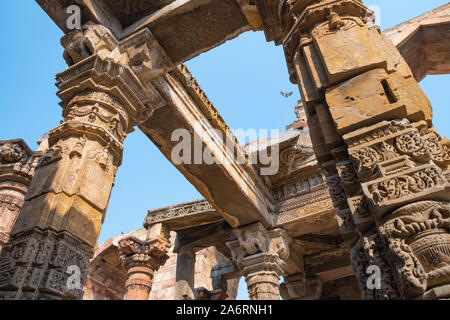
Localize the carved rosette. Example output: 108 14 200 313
118 236 170 300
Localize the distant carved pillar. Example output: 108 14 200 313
280 0 450 299
226 223 290 300
175 246 196 300
0 23 163 300
119 226 170 300
0 140 39 252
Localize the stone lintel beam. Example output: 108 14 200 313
36 0 251 65
59 21 275 229
144 199 223 231
303 248 352 277
173 222 232 255
139 66 275 229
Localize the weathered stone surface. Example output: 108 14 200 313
3 0 446 301
326 68 432 135
385 3 450 81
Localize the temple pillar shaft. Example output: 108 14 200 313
0 140 37 253
227 223 290 300
280 0 450 299
0 23 157 300
175 246 196 300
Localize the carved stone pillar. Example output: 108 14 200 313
226 223 290 300
119 226 170 300
175 246 196 300
0 140 39 253
0 23 163 300
280 0 450 299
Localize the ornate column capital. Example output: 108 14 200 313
226 223 291 300
118 235 170 300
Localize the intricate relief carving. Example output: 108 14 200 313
227 223 290 283
268 229 290 260
366 164 447 206
312 16 364 38
274 174 324 202
0 194 24 212
336 209 356 234
347 120 449 182
380 201 450 293
36 145 63 168
0 230 91 300
93 147 113 173
64 91 129 143
423 133 450 166
234 223 270 256
118 236 170 272
145 200 214 225
0 142 26 164
326 174 346 208
69 136 87 159
61 23 118 66
350 234 400 300
395 130 431 162
344 119 410 149
119 28 173 82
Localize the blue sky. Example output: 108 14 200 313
0 1 448 300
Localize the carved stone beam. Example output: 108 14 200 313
173 222 232 253
226 223 290 300
118 225 170 300
37 0 251 65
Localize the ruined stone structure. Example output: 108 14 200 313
0 1 449 300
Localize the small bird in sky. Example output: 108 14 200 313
280 91 293 98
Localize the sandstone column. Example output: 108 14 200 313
118 225 170 300
280 0 450 299
0 24 159 300
174 246 196 300
227 224 290 300
0 140 39 253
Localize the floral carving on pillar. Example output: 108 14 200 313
118 235 170 300
379 201 450 297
